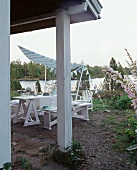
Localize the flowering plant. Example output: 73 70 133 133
103 49 137 114
103 50 137 163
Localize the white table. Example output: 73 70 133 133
13 95 57 127
13 95 41 126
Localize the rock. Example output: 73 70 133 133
12 142 18 146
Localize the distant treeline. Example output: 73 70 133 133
11 60 55 80
10 60 131 80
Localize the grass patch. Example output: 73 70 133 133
98 107 133 152
93 98 110 112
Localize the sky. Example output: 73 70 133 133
10 0 137 67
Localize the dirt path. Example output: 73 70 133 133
11 111 137 170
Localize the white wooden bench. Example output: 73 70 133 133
43 102 91 130
71 91 93 111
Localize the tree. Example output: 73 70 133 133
11 80 22 90
89 66 104 78
109 57 118 90
103 74 110 90
115 62 125 90
125 67 131 75
109 57 118 71
28 62 34 79
103 57 119 90
35 80 42 93
23 62 29 77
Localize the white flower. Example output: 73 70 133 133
114 71 118 74
135 129 137 133
118 73 122 79
116 80 121 83
124 75 128 79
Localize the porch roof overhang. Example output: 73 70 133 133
11 0 102 34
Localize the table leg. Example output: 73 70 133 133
44 110 57 130
24 99 40 127
80 106 89 121
13 99 25 123
72 105 89 121
44 111 51 130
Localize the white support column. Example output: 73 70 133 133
56 9 72 151
44 66 47 92
0 0 11 167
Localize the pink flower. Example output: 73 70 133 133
103 65 137 114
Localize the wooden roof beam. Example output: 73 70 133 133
11 12 56 27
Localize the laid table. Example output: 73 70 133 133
13 95 57 127
13 95 41 126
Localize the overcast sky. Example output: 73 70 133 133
10 0 137 67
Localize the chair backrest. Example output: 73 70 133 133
71 93 82 101
81 90 93 102
72 90 93 110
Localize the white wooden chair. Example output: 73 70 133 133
81 90 93 111
71 90 93 111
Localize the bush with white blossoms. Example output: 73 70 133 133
103 50 137 163
103 49 137 114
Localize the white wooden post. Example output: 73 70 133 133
56 9 72 151
44 65 47 92
0 0 11 167
75 66 84 100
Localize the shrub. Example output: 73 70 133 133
125 117 137 165
109 94 131 109
117 94 131 109
2 162 12 170
10 80 22 91
125 117 137 144
13 156 40 170
10 90 19 100
93 90 123 99
35 80 42 93
53 140 86 170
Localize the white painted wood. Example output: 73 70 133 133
13 97 40 127
43 102 91 130
75 67 84 100
68 2 88 15
56 9 72 151
45 66 47 83
44 66 47 92
44 110 57 130
0 0 11 167
13 100 24 123
72 102 91 121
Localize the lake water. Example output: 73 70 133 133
19 78 104 92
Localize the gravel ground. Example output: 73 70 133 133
11 111 137 170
